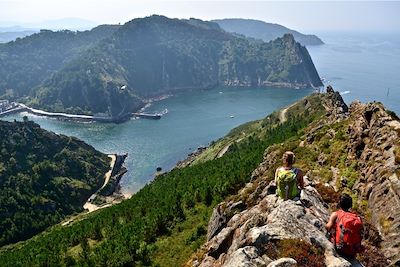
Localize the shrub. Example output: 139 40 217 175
264 239 326 267
315 183 340 205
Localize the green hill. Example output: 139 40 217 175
0 25 120 98
0 119 110 247
1 15 322 118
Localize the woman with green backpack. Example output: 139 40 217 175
275 151 304 200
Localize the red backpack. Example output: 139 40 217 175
334 210 363 256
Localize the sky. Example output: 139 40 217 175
0 0 399 32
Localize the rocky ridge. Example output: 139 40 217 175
186 91 399 266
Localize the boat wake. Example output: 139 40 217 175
158 109 168 115
340 90 350 95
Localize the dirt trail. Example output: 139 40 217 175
279 103 296 123
217 144 231 158
100 155 116 190
82 155 117 213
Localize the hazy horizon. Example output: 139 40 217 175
1 1 399 33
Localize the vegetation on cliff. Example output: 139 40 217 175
0 119 109 246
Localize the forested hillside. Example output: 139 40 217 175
0 15 322 117
0 24 120 98
0 119 110 246
0 93 330 266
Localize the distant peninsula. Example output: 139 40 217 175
213 18 324 46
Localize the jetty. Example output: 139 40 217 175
0 106 28 117
0 102 164 123
132 112 161 119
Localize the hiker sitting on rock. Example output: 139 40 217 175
275 151 304 200
326 193 364 258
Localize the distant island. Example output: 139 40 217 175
213 18 324 46
0 15 322 120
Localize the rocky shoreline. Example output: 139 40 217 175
175 146 208 169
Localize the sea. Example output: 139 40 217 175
3 32 399 195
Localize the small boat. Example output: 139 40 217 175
230 115 235 118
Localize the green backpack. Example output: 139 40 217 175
276 169 299 200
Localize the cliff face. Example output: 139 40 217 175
219 34 323 89
347 102 400 262
186 91 399 266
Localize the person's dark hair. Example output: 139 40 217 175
339 193 353 211
282 151 295 166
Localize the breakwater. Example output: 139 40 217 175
0 103 163 123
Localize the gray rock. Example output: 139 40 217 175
266 258 296 267
222 246 267 267
207 203 228 241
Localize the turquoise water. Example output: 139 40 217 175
3 32 399 194
3 87 313 194
308 32 400 115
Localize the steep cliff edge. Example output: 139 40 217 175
186 91 399 266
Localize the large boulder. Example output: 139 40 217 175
190 183 352 267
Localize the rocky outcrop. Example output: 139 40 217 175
347 101 400 264
187 181 352 267
186 90 399 266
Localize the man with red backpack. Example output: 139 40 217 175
326 194 364 259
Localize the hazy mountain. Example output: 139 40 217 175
34 17 99 31
0 30 38 43
213 18 324 46
0 18 99 43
